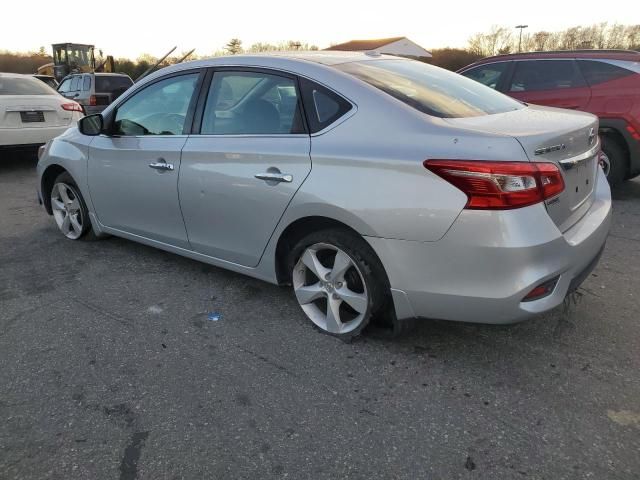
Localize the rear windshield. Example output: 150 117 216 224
0 76 57 95
336 59 523 118
95 75 133 93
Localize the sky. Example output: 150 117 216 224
2 0 639 59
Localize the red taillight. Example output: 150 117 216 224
89 95 97 106
61 102 84 113
626 124 640 141
424 160 565 210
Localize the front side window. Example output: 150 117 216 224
83 76 91 91
114 73 198 136
336 59 522 118
57 78 72 94
461 62 509 90
509 60 585 92
201 71 304 135
70 76 80 91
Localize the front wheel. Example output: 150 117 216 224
288 229 387 340
50 172 91 240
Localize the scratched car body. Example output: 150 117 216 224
36 52 611 339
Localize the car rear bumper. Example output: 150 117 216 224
367 168 612 324
0 125 71 147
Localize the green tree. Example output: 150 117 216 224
225 38 243 55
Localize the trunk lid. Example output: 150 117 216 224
444 105 600 232
0 95 73 129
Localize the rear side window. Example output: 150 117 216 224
0 76 56 95
461 62 510 90
509 60 585 92
83 76 91 91
300 78 352 133
95 76 133 93
201 71 305 135
337 59 522 118
577 60 635 86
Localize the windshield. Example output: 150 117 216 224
336 59 523 118
0 76 57 95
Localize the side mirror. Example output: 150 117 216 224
78 114 103 136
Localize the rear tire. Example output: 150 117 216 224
600 135 628 187
287 229 388 341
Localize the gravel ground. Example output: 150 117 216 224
1 153 639 480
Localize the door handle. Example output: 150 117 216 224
255 172 293 183
149 160 174 171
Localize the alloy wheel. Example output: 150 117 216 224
293 243 369 335
599 151 611 177
51 182 84 240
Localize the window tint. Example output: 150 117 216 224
201 71 304 135
0 76 56 95
461 62 509 90
58 78 72 93
83 76 91 91
95 75 133 93
337 59 522 118
114 73 198 136
70 76 80 91
509 60 585 92
300 78 352 133
577 60 634 86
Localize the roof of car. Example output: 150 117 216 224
463 49 640 69
179 51 397 68
0 72 33 78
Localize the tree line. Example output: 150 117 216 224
1 23 638 78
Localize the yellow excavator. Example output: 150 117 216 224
37 43 115 82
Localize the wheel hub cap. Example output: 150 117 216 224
292 243 368 335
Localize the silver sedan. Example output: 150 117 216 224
37 52 611 339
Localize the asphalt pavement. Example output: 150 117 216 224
1 153 639 479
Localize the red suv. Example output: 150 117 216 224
459 50 640 186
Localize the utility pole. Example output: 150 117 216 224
516 25 529 53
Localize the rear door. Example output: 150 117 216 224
87 71 203 248
179 68 311 267
506 59 591 111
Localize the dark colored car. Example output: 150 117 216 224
459 50 640 185
32 74 59 89
57 72 133 115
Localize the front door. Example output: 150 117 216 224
87 72 201 248
180 69 311 267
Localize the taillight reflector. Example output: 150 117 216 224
522 276 559 302
61 102 84 113
424 160 565 210
626 124 640 141
89 95 97 106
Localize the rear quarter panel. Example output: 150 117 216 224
281 90 529 243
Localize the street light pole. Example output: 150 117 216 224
515 25 528 53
